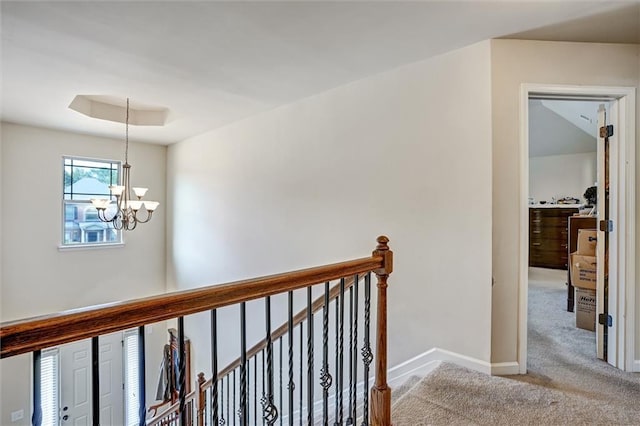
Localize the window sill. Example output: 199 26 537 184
58 243 125 251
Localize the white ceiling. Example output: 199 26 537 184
2 1 639 145
529 99 601 158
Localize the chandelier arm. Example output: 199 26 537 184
97 207 116 223
135 210 153 224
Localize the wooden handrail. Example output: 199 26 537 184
146 389 196 426
1 255 383 358
209 274 361 384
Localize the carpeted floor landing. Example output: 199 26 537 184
391 270 640 425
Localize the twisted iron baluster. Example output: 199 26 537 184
361 273 373 426
240 303 247 426
220 376 226 426
299 324 303 426
346 276 356 425
227 375 231 426
233 369 237 426
337 278 345 426
287 291 295 426
261 349 266 426
212 309 219 426
320 281 332 426
254 354 258 425
279 337 283 426
351 276 359 424
264 297 278 425
307 286 314 425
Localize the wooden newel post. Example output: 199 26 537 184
371 235 393 426
196 372 206 426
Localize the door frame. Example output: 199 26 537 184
518 83 636 373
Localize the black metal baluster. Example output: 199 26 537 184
261 349 266 426
307 286 314 425
227 374 231 426
138 326 147 426
320 281 332 426
240 302 248 426
212 309 220 426
287 291 295 426
92 336 100 426
220 376 226 426
233 369 237 426
32 350 42 426
347 280 354 425
299 324 303 426
279 337 283 426
361 273 373 426
334 285 340 425
337 278 345 426
178 317 187 426
254 355 258 425
247 358 252 426
264 297 278 425
351 277 359 424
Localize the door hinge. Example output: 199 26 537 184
600 125 614 138
598 313 613 327
599 220 613 232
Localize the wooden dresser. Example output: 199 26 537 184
529 206 578 270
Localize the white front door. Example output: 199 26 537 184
59 340 91 425
59 334 124 425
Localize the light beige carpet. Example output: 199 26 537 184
392 362 638 425
392 278 640 425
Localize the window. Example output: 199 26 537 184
40 349 60 426
123 330 140 426
62 157 121 246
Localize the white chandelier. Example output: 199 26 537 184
91 98 159 231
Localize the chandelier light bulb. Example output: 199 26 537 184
133 187 148 198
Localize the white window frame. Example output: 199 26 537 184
60 156 124 250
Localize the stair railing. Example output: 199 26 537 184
1 236 393 426
202 274 362 425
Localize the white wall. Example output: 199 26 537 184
0 123 168 424
491 40 640 367
167 41 493 377
529 152 596 204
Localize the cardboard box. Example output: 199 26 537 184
575 287 596 331
577 229 597 256
570 253 597 290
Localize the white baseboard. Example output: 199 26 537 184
633 359 640 372
490 361 520 376
387 347 492 387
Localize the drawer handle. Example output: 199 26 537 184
533 231 541 234
532 243 541 246
532 220 541 223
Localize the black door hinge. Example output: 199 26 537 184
598 313 612 327
600 220 613 232
600 125 614 138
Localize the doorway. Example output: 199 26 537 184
38 331 138 426
518 84 636 374
527 97 604 368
